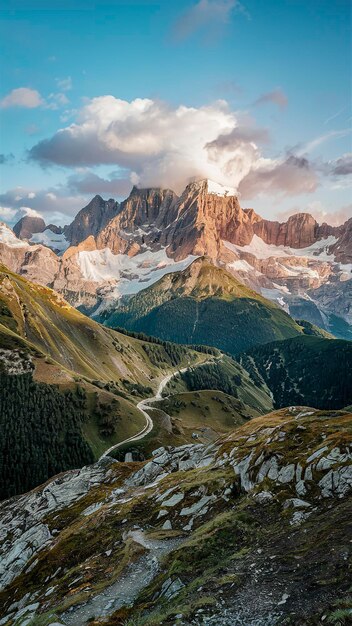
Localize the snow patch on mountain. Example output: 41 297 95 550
228 259 254 272
207 180 236 197
30 229 69 254
224 235 338 261
0 223 28 248
77 246 198 306
339 264 352 280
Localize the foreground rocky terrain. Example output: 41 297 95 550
0 406 351 625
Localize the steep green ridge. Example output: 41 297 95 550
238 335 352 410
0 266 209 498
100 258 307 355
0 265 204 389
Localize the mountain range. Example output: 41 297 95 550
0 179 351 337
0 178 352 624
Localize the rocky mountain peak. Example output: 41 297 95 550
95 186 179 254
64 195 120 246
13 214 46 240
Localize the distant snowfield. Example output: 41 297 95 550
30 229 69 254
223 234 348 310
0 223 28 248
77 246 198 303
207 180 236 197
223 235 338 262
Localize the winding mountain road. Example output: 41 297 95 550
100 367 189 459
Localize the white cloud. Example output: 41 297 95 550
13 206 43 221
55 76 72 91
323 152 352 176
0 87 43 109
0 206 17 222
238 155 319 199
0 187 87 226
0 87 69 112
45 92 70 110
298 129 351 154
67 171 133 197
29 95 321 198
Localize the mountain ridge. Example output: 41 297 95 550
1 179 351 336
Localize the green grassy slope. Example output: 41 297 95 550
238 335 352 410
100 258 306 355
0 265 209 498
164 355 273 416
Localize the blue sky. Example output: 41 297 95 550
0 0 351 225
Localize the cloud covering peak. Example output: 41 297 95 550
28 95 319 198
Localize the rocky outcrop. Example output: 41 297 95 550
13 215 46 241
161 180 255 260
0 407 351 626
96 187 178 254
0 460 113 590
0 238 59 286
64 195 120 246
330 217 352 263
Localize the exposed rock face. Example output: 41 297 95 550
0 407 351 625
52 237 104 309
64 195 120 246
46 224 64 235
96 187 178 254
253 212 338 248
13 215 46 240
330 217 352 263
0 181 350 328
161 180 254 260
0 239 59 286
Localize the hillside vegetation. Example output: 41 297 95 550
238 335 352 410
0 266 208 497
100 258 312 355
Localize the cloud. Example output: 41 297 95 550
0 206 17 223
55 76 72 91
0 205 43 226
324 153 352 177
0 87 69 112
13 206 43 222
253 88 288 109
323 106 348 126
67 171 133 197
0 87 43 109
0 153 14 164
205 123 270 151
238 155 319 199
29 96 244 191
0 186 87 226
28 95 324 198
277 201 352 227
45 92 70 110
173 0 248 40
